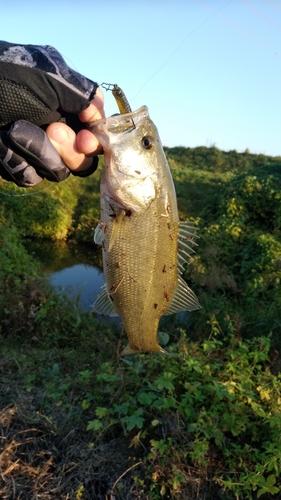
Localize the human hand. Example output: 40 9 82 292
0 41 104 187
47 87 105 173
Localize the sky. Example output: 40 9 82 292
1 0 281 156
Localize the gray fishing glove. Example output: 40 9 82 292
0 41 99 187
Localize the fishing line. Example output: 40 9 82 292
197 0 281 58
0 183 54 197
131 0 234 102
268 0 281 12
241 0 281 33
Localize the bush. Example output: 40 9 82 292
87 318 281 499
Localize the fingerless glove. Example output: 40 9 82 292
0 41 99 186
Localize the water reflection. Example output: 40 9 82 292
25 239 105 310
49 263 105 310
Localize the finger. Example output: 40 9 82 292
76 128 103 156
79 87 105 122
46 122 93 172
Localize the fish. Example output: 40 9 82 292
91 104 200 355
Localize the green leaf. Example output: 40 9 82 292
257 486 280 498
151 419 160 426
267 474 277 487
155 372 176 391
121 408 144 431
257 474 280 498
86 419 103 431
95 407 108 418
158 331 170 346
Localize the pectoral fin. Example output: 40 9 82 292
108 210 126 252
94 222 105 245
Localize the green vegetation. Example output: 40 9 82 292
0 155 103 241
0 146 281 499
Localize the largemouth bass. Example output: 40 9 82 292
92 105 200 355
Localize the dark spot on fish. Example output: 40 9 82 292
117 261 121 268
167 204 171 214
170 264 175 269
109 213 116 218
110 284 116 292
125 210 132 217
167 222 171 229
162 265 167 273
169 234 174 241
164 291 170 301
109 295 114 302
102 241 106 251
135 170 141 175
154 303 158 309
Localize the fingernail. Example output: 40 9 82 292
50 128 70 144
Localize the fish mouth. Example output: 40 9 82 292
88 105 149 135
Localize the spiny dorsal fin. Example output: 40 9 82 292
93 284 119 317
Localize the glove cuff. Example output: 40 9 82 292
71 156 98 177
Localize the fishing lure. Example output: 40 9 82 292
101 83 132 114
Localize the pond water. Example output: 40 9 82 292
49 263 105 310
25 240 106 311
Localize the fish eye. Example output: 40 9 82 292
142 136 153 150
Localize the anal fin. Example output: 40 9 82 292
93 284 119 317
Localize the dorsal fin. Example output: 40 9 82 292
165 276 200 315
164 222 200 315
178 221 199 274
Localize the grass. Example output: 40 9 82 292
0 338 133 500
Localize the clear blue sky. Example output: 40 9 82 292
2 0 281 156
